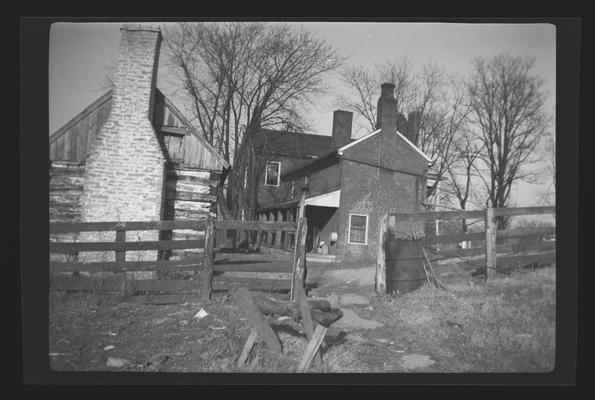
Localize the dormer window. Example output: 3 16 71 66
265 161 281 187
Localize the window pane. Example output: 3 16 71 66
349 215 367 243
266 162 279 186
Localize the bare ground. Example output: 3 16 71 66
49 258 556 373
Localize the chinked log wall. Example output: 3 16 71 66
49 162 219 261
163 166 219 260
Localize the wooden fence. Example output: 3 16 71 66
49 217 308 303
376 206 555 294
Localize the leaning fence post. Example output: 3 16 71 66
201 217 215 302
290 217 308 301
485 207 497 281
375 214 388 295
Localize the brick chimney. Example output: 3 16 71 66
331 110 353 149
396 113 408 136
375 83 397 134
80 24 166 262
407 111 421 145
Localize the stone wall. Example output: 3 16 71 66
79 25 166 262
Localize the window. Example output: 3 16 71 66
348 214 368 244
265 161 281 186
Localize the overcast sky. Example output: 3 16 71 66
49 21 556 206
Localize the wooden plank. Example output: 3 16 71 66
156 126 190 136
50 239 205 253
284 210 293 249
50 220 208 233
297 325 328 373
375 214 388 295
237 329 259 367
389 209 485 223
290 218 308 301
201 218 215 303
295 282 321 366
497 227 556 238
50 276 201 294
214 220 297 232
231 287 282 353
254 213 265 252
213 278 291 292
426 242 556 261
494 206 555 217
497 251 556 266
50 259 202 273
500 241 556 252
213 263 293 273
422 232 486 245
274 210 283 249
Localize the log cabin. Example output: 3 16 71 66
49 24 230 262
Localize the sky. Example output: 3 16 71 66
49 21 556 206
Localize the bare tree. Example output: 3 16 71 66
534 129 556 205
164 22 343 223
467 53 550 227
443 130 484 232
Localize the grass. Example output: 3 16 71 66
370 264 556 372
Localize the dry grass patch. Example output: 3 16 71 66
371 266 556 372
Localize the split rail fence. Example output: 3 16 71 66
49 217 308 303
376 206 556 294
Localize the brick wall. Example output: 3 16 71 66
79 25 166 262
256 155 316 208
337 160 426 262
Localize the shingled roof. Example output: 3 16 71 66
251 129 333 158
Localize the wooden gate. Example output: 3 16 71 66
50 217 308 303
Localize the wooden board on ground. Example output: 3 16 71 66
237 329 259 367
231 287 282 353
297 325 328 373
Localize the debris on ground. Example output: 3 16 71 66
106 357 132 368
194 308 209 319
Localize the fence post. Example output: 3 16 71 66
375 214 388 295
201 217 215 303
115 224 125 262
290 217 308 301
485 207 497 281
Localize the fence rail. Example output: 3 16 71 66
49 217 306 302
376 206 555 294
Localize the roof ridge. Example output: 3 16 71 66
259 128 332 138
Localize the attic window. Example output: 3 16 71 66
348 214 368 245
265 161 281 187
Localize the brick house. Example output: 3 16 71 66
252 83 433 263
49 24 230 262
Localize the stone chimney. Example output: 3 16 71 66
375 83 397 134
80 24 166 262
396 113 408 136
407 111 421 145
331 110 353 149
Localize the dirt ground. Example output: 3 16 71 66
49 255 556 373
